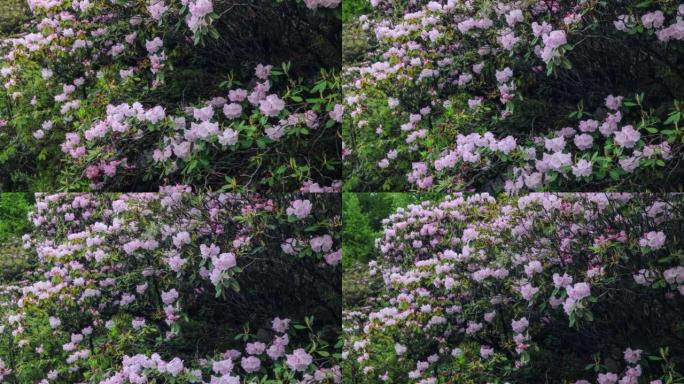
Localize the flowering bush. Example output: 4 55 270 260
0 0 341 192
343 193 684 383
0 190 342 383
342 0 684 191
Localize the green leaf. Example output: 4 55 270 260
663 112 681 125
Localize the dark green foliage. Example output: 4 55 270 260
0 193 32 244
342 0 370 23
0 193 33 284
342 194 375 267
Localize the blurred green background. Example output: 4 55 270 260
0 193 33 283
0 0 29 35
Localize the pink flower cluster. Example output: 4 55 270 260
615 6 684 42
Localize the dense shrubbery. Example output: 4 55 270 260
0 193 32 244
0 191 342 383
0 0 341 192
343 193 684 383
342 0 684 192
